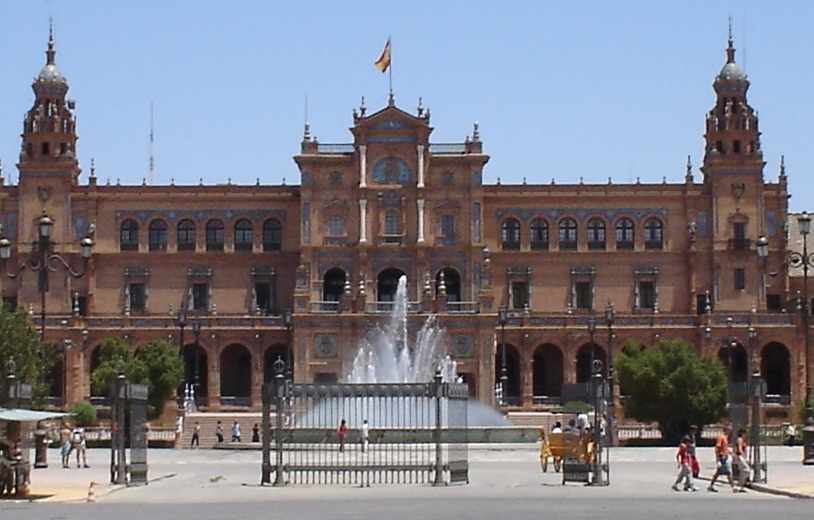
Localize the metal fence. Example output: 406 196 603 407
262 375 468 486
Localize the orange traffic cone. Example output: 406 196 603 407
86 481 96 503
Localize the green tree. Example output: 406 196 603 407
90 336 182 419
90 337 133 397
615 338 727 444
0 304 57 406
132 339 183 418
71 401 97 426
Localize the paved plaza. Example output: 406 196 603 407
1 444 811 519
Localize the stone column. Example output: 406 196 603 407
417 199 425 243
359 199 368 243
359 145 367 188
417 145 425 188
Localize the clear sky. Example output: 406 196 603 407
1 1 812 211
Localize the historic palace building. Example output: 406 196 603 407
1 31 808 423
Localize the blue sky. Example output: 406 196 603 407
1 1 812 211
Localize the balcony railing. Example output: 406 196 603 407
532 396 562 406
220 396 251 408
316 143 355 154
310 301 340 313
446 301 479 313
764 394 792 406
367 301 421 314
728 238 752 250
429 143 466 154
501 241 520 251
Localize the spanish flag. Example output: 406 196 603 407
374 38 391 73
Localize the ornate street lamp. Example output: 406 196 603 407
605 302 615 402
175 307 188 401
792 211 814 465
0 212 94 341
192 319 202 399
498 304 508 406
283 308 293 381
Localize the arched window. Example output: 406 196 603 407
328 215 344 236
262 219 282 251
385 210 400 235
177 219 196 251
558 218 577 251
530 218 549 250
323 268 347 307
120 219 139 251
206 220 224 252
615 218 635 250
587 218 606 250
644 218 663 250
148 220 167 252
383 210 401 244
501 218 520 250
234 219 253 252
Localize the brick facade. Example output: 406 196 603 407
2 34 807 423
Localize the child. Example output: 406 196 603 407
672 436 697 491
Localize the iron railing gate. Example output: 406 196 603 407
128 383 149 485
262 374 469 486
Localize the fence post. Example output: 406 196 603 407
273 372 286 486
433 372 445 486
261 381 271 485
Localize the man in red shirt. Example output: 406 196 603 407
672 436 698 491
707 424 734 492
337 419 348 452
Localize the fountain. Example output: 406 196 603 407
296 276 510 428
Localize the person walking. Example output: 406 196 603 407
72 427 89 468
672 436 698 491
231 421 242 442
733 428 751 492
360 419 370 453
337 419 348 452
215 421 224 443
687 425 700 478
58 422 73 469
190 422 200 448
707 424 735 492
251 423 260 443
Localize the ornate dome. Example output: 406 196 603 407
38 63 67 84
717 61 745 82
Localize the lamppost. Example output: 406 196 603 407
0 213 93 340
283 308 293 382
726 316 735 412
587 316 597 380
192 319 202 405
498 305 508 406
605 302 615 403
748 325 765 482
175 307 188 404
791 211 814 465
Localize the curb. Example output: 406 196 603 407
696 475 814 499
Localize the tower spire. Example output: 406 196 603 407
47 18 56 65
726 16 736 63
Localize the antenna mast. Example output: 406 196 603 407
149 102 154 185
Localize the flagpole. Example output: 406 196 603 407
388 36 393 104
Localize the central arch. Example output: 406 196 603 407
377 268 406 302
182 343 209 405
533 343 564 400
494 343 521 405
576 343 607 383
718 343 748 383
761 342 791 398
220 343 252 406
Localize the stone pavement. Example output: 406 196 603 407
7 444 814 503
